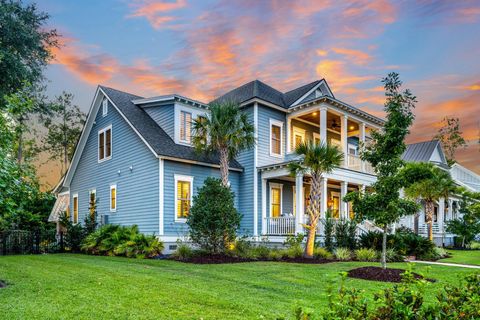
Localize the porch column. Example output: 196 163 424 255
319 107 327 144
359 122 366 172
438 197 445 234
341 114 348 168
340 181 349 219
320 177 328 218
261 178 267 235
447 198 453 221
295 173 304 234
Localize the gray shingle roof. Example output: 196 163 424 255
211 79 323 108
402 140 442 163
100 86 243 170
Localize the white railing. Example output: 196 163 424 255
347 154 362 171
364 162 375 174
418 223 441 234
264 216 296 235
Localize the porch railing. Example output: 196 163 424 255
264 216 296 235
418 223 441 234
347 154 362 171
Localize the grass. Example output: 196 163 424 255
441 249 480 266
0 254 476 319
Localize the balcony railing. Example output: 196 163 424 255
418 223 441 234
347 154 362 171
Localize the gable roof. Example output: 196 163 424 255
100 86 242 170
402 140 448 168
211 79 329 109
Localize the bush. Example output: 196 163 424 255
284 233 305 248
335 219 357 250
172 243 193 260
358 230 395 251
187 178 241 254
268 249 283 261
355 248 377 261
334 247 351 261
81 224 163 258
284 245 304 259
323 211 335 252
469 241 480 250
251 245 271 259
385 248 404 262
59 212 87 252
228 237 252 257
313 247 333 260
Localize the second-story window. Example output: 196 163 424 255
180 111 192 143
102 98 108 116
270 120 283 157
98 126 112 162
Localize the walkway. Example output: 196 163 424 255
411 260 480 269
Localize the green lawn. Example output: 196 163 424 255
0 254 476 319
441 249 480 266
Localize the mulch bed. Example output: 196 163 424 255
348 266 435 283
172 254 334 264
0 280 7 288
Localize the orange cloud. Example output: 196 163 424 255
332 47 373 65
343 0 397 24
128 0 186 29
316 60 375 90
456 6 480 23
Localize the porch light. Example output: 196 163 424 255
312 112 318 116
349 125 355 130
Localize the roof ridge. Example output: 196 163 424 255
99 85 144 100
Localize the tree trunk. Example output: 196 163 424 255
63 143 68 176
381 225 387 269
219 147 229 187
425 200 434 241
304 172 322 259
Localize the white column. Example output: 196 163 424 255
320 177 328 218
286 117 291 153
438 197 445 234
261 178 267 235
340 181 348 219
341 115 348 168
295 173 304 234
447 199 453 221
319 107 327 145
360 122 366 172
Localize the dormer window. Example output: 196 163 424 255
102 98 108 116
180 111 192 143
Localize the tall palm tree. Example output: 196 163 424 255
192 101 255 187
402 162 455 241
288 141 343 258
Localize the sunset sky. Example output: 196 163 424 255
35 0 479 187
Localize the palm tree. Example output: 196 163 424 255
288 141 343 258
402 162 455 241
192 101 255 187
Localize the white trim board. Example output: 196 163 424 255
174 174 194 223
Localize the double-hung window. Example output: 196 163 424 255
102 98 108 116
270 120 283 156
175 175 193 221
98 126 112 162
270 183 282 218
180 111 192 143
72 194 79 224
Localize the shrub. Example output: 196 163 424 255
172 243 193 260
268 249 283 261
335 219 357 250
334 247 351 261
435 273 480 319
59 212 87 252
81 224 121 255
469 241 480 250
284 233 305 248
284 245 304 259
394 228 435 257
323 211 335 252
385 248 404 262
251 245 271 259
358 230 395 251
114 233 164 258
228 237 252 257
187 178 241 254
313 247 333 260
355 248 377 262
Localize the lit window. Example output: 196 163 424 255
102 98 108 116
98 126 112 162
270 184 282 217
89 189 96 218
175 175 193 220
110 185 117 212
180 111 192 143
293 127 305 149
270 120 283 156
73 194 78 223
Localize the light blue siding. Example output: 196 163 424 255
144 104 175 140
69 98 160 234
163 160 241 236
257 105 287 167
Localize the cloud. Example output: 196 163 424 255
331 47 373 65
128 0 187 29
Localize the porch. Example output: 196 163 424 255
260 163 377 236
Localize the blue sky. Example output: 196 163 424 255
32 0 480 183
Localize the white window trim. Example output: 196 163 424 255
110 184 117 212
292 127 306 150
102 98 108 116
269 119 284 157
72 193 79 224
269 182 283 218
174 103 209 146
174 174 194 223
179 110 192 144
98 125 112 163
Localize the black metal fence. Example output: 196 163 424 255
0 229 63 255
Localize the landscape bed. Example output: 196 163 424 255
0 254 475 319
